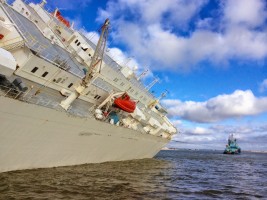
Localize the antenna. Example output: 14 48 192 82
137 69 148 81
158 90 168 100
145 77 159 90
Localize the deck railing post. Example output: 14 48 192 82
4 88 11 97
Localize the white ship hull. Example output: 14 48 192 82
0 96 168 172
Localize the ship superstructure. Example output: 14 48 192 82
0 0 177 172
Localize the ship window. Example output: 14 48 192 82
94 95 101 99
82 47 88 51
61 79 66 84
75 39 78 44
56 29 61 35
86 91 90 95
88 53 91 57
31 67 38 73
42 71 48 77
56 78 62 83
120 82 125 86
77 42 81 46
113 78 119 82
68 83 73 88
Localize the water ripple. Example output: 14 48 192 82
0 150 266 199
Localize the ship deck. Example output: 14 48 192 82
2 4 85 77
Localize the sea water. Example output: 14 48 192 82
1 150 266 199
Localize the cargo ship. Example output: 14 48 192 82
0 0 177 172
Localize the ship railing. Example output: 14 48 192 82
0 84 170 138
4 4 85 78
0 84 60 109
0 83 94 118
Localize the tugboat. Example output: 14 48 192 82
223 134 241 154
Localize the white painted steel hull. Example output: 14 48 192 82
0 96 168 172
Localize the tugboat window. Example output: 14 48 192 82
31 67 38 73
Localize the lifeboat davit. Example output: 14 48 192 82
114 93 136 113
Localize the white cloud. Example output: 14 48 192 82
170 122 267 150
163 90 267 123
223 0 267 28
82 31 150 75
97 0 267 71
259 79 267 93
183 127 212 135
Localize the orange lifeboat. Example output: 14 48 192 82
114 93 136 113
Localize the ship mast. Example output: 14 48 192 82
60 19 110 110
148 90 168 108
145 77 159 90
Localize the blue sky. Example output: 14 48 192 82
29 0 267 150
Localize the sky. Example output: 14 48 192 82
29 0 267 151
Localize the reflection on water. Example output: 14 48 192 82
0 150 266 199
